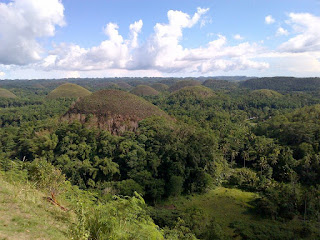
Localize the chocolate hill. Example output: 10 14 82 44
130 85 160 96
0 88 17 98
250 89 282 98
151 83 169 92
47 83 91 99
168 80 201 92
62 89 169 135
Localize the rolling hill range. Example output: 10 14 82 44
240 77 320 92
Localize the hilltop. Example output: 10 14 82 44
0 88 17 98
168 80 201 92
47 83 91 99
250 89 282 98
62 89 169 134
130 85 160 96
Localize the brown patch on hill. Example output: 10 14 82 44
47 83 91 99
130 85 160 96
0 88 17 98
62 89 170 135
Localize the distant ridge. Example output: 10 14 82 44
240 77 320 92
47 83 91 99
170 86 214 98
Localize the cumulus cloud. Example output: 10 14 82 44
233 34 244 40
279 13 320 52
42 7 267 74
0 5 268 75
0 0 65 65
276 27 289 36
265 15 275 24
0 71 5 77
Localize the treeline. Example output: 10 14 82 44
240 77 320 92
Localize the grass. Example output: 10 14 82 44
0 174 72 240
168 80 201 92
68 89 169 119
0 88 17 99
160 187 317 238
130 85 160 96
47 83 91 99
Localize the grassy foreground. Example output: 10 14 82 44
160 187 319 239
0 174 71 240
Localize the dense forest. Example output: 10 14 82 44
0 77 320 239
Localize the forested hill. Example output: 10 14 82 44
240 77 320 92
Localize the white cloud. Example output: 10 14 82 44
0 0 65 65
0 71 5 77
39 7 268 74
65 71 80 78
233 34 244 40
279 13 320 52
276 27 289 36
265 15 275 24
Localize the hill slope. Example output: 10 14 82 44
0 88 17 98
62 89 169 134
0 175 70 240
47 83 91 99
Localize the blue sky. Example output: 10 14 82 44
0 0 320 79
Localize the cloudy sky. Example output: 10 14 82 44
0 0 320 79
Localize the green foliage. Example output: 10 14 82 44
229 168 259 190
73 193 165 240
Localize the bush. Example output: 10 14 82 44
229 168 259 191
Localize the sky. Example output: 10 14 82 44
0 0 320 79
